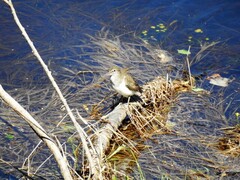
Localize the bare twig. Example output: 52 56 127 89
186 46 193 87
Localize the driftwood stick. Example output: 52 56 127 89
95 103 128 158
89 103 128 179
0 85 73 180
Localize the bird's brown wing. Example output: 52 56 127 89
125 74 141 92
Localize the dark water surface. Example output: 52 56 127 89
0 0 239 179
1 0 239 74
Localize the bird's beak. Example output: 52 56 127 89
106 71 112 77
101 72 111 80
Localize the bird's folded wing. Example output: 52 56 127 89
125 75 141 92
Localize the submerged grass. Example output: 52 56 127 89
0 29 239 179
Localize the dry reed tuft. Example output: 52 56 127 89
212 125 240 157
128 76 193 138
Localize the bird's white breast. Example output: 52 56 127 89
111 75 134 97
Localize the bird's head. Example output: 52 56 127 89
108 66 121 76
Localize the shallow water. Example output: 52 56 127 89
0 0 239 179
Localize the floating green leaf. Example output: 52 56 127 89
194 28 203 33
159 24 165 29
5 133 14 140
177 49 191 55
235 112 239 118
160 28 167 32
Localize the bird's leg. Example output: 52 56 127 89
140 96 148 106
127 97 131 105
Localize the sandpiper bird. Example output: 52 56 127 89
108 66 142 98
